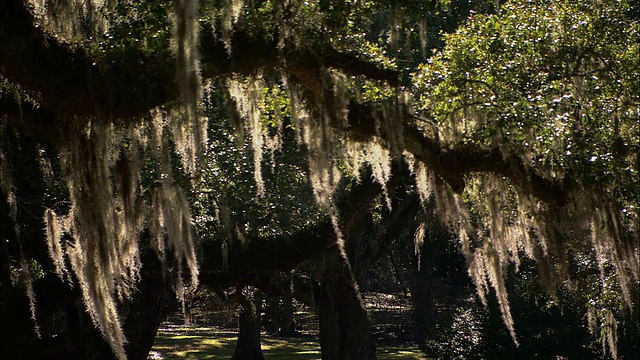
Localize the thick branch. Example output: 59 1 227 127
1 0 398 122
404 125 572 205
344 101 573 206
2 0 571 207
1 0 176 120
199 178 385 292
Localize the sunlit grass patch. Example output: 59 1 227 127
377 345 431 359
151 326 237 359
151 325 429 359
260 337 321 359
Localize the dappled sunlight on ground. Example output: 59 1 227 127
150 324 430 359
150 292 430 359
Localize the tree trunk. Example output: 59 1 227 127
124 262 172 360
231 290 265 360
408 250 434 342
277 293 296 337
255 290 264 329
318 245 376 360
14 275 115 360
1 249 173 360
263 291 297 337
396 220 435 344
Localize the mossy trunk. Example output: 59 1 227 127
408 250 435 342
0 246 172 360
124 260 172 360
318 245 376 360
277 294 296 337
7 275 115 360
231 293 265 360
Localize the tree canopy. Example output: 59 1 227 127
1 0 638 359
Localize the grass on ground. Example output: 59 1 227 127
150 325 429 359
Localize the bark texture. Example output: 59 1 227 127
318 245 376 360
231 292 266 360
124 258 172 360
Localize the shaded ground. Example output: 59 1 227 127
365 292 415 345
149 292 428 359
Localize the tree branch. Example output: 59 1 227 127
342 101 573 206
1 0 176 120
2 0 571 207
199 178 386 292
1 0 398 122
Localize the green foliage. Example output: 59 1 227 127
193 84 322 244
95 0 173 59
9 258 45 288
414 0 639 218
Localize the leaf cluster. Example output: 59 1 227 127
413 0 639 215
